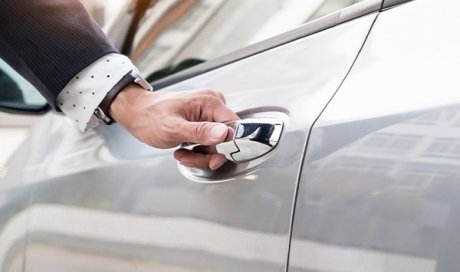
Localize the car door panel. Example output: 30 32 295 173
290 0 460 271
19 14 377 272
0 185 30 272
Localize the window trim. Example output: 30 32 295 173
0 103 50 115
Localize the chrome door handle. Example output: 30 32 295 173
183 117 283 163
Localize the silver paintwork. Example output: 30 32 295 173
0 185 30 272
0 14 377 272
290 0 460 271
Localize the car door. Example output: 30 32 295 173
17 5 378 272
0 182 30 272
0 58 47 272
289 0 460 272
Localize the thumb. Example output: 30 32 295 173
179 121 229 146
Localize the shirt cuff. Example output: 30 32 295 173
56 53 138 132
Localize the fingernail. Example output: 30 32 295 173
210 162 224 170
210 156 227 170
174 153 183 160
211 124 227 141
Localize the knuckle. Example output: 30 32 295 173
203 89 216 95
193 122 209 138
161 117 177 133
201 89 222 99
213 90 225 101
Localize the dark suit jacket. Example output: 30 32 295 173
0 0 117 109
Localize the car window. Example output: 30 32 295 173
0 58 46 106
132 0 366 77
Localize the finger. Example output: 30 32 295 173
209 153 228 170
174 148 228 170
174 149 227 170
214 90 226 104
192 145 218 154
177 121 230 146
194 91 238 122
199 89 226 104
212 104 240 123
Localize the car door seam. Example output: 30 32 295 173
284 12 381 272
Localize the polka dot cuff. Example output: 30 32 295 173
57 53 137 132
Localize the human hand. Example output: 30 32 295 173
109 84 239 170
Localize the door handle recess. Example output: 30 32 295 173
183 117 283 164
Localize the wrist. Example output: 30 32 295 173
109 84 151 124
94 69 152 125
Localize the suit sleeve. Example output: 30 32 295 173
0 0 117 109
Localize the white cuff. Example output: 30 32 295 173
57 53 138 132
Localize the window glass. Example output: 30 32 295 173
81 0 130 27
0 59 46 106
132 0 365 77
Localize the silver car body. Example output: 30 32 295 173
1 0 459 271
291 0 460 271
